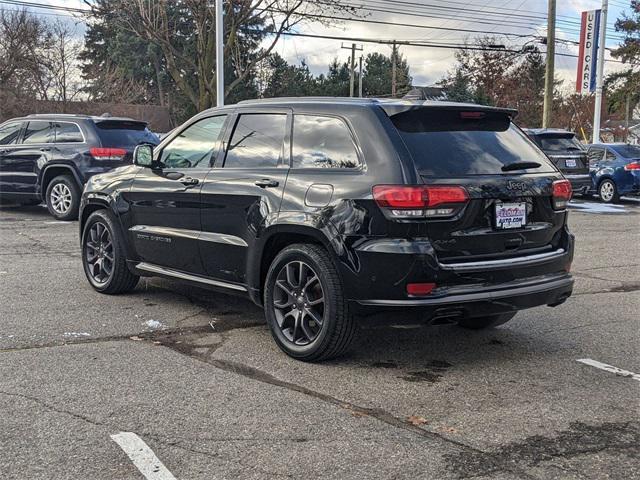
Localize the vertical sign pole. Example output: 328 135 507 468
542 0 556 128
349 43 356 97
391 41 397 98
216 0 224 107
592 0 608 143
358 56 363 98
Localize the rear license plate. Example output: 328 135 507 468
495 202 526 229
565 159 577 168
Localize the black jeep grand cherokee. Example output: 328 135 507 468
79 98 574 361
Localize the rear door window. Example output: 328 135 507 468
292 115 360 169
54 122 84 143
390 109 556 176
224 113 287 168
587 148 604 165
23 121 54 144
95 120 159 148
0 122 23 145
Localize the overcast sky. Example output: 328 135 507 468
43 0 632 93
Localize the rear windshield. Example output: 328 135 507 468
611 144 640 158
95 121 159 148
391 109 556 176
537 135 584 152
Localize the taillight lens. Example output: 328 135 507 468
552 179 572 210
406 282 436 296
90 147 127 161
624 161 640 171
372 185 469 218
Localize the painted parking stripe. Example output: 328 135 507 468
111 432 177 480
577 358 640 381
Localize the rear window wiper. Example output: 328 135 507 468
501 161 542 172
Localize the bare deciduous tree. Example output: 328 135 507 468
96 0 353 110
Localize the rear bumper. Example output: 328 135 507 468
356 272 573 309
342 231 574 318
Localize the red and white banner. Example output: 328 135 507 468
576 9 601 94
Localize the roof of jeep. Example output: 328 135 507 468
16 113 146 124
523 128 576 137
231 97 518 117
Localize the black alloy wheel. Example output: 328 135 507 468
264 244 357 361
272 260 326 346
81 210 139 294
85 221 114 285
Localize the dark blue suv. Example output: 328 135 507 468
587 143 640 203
0 114 159 220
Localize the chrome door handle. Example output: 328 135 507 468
180 177 199 186
255 179 279 188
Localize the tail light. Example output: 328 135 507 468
552 179 572 210
372 185 469 219
90 147 127 161
624 161 640 171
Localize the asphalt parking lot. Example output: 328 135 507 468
0 198 638 480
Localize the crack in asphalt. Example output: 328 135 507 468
0 389 297 479
572 281 640 296
0 390 104 427
146 330 544 479
444 421 640 479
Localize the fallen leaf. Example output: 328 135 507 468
407 415 428 426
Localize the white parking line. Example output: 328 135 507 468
111 432 177 480
577 358 640 381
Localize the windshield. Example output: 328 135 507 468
95 121 160 148
538 135 584 152
611 144 640 158
390 108 556 176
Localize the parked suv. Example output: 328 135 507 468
79 98 574 361
0 114 159 220
523 128 590 194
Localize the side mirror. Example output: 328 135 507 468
133 144 155 168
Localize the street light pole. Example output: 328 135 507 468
215 0 224 107
542 0 556 128
592 0 608 143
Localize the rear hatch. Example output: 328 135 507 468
388 106 568 262
533 133 588 175
94 120 160 165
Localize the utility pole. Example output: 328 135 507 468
391 41 397 98
542 0 556 128
592 0 608 143
215 0 224 107
358 56 363 97
341 43 363 97
625 93 630 142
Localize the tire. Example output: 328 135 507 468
457 312 516 330
264 243 357 362
45 175 80 220
81 210 139 294
598 179 620 204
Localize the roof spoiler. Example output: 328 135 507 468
381 103 518 119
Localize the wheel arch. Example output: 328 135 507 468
247 223 348 306
80 197 135 262
40 164 82 197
